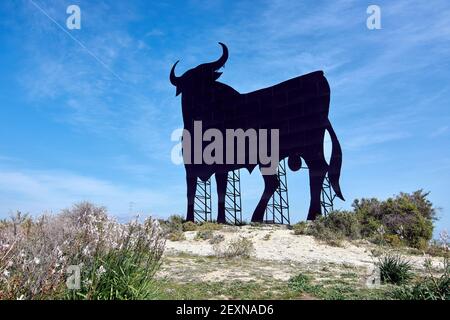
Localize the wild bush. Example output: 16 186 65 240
307 220 345 247
161 215 186 241
195 230 214 241
301 191 436 249
320 211 361 239
162 215 184 234
377 254 413 285
66 217 164 300
383 234 403 247
198 221 222 231
0 202 165 300
214 237 254 259
353 190 435 249
392 231 449 300
305 211 360 246
209 234 225 245
392 273 449 300
167 230 185 241
182 221 197 232
288 273 314 293
292 222 308 235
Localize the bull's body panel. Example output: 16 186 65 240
183 70 331 174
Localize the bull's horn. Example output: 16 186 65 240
204 42 228 70
170 60 180 86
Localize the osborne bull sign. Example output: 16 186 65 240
170 43 344 223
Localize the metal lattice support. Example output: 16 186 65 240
265 159 290 224
225 170 243 225
194 178 212 223
320 175 336 216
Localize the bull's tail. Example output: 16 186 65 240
326 120 344 201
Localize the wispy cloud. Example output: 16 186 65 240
0 167 182 219
346 131 410 150
430 126 449 138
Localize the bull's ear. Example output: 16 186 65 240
213 72 222 80
176 86 181 96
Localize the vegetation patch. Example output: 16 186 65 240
292 191 437 250
391 250 449 300
182 221 197 232
209 234 225 245
195 230 214 241
377 254 413 285
214 237 255 259
287 272 389 300
0 202 165 300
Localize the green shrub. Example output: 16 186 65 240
308 221 344 247
162 215 184 234
358 215 382 240
306 211 360 246
162 215 188 241
353 190 435 249
209 234 225 245
68 246 161 300
198 222 222 231
392 277 450 300
182 221 197 232
322 211 361 239
288 273 314 293
168 230 185 241
401 213 432 249
195 230 214 241
292 222 308 235
214 237 254 259
384 234 403 247
392 257 449 300
378 254 413 285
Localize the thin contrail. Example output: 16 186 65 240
29 0 124 82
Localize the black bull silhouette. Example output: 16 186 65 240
170 43 344 223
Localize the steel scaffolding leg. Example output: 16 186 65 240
320 175 336 216
265 159 290 224
225 170 243 225
194 178 212 223
192 166 335 224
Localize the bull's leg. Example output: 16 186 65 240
304 155 328 221
186 174 197 222
251 174 279 222
215 172 228 223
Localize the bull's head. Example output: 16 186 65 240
169 42 228 96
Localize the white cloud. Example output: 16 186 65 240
430 126 449 138
0 168 183 220
345 131 410 150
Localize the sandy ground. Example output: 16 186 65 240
157 225 446 299
164 225 442 272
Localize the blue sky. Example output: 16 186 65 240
0 0 449 235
